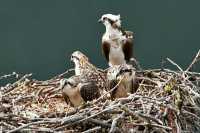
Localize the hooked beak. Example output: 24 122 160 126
70 56 73 61
98 19 103 23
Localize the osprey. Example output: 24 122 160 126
60 76 100 107
99 14 134 67
61 51 110 107
71 51 108 91
71 51 98 76
107 64 136 99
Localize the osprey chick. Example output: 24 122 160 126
99 14 134 66
60 51 108 106
107 64 136 99
61 51 110 106
60 76 100 107
71 51 108 91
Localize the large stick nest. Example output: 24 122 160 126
1 50 200 133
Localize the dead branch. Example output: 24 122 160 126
186 49 200 72
82 126 101 133
166 58 184 72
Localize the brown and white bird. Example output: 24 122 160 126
99 14 134 67
107 64 136 99
71 51 97 76
60 75 100 107
61 51 109 106
70 51 108 91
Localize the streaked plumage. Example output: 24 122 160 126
107 64 136 99
60 76 100 107
71 51 108 92
62 51 110 106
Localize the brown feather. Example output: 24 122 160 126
102 41 110 62
109 79 128 100
79 82 100 101
122 38 133 61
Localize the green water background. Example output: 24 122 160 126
0 0 199 83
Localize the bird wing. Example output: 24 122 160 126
122 37 133 61
102 41 110 62
79 82 100 101
108 79 118 99
108 79 128 99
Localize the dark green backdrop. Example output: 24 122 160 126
0 0 199 80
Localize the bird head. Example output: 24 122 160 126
60 78 73 89
107 65 135 81
60 77 78 96
117 65 136 83
98 14 121 28
107 66 120 81
71 51 89 67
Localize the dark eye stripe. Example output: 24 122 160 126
71 55 80 61
107 18 115 25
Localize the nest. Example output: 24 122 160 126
1 50 200 133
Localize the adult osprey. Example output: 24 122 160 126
99 14 134 67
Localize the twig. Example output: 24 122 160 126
185 49 200 72
3 73 32 94
109 111 125 133
49 68 74 80
131 122 172 131
7 120 59 133
0 72 19 80
20 127 55 133
89 118 111 128
166 58 183 72
82 126 101 133
72 104 119 125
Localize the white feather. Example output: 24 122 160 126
101 14 120 22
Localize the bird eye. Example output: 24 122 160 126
103 17 106 20
71 55 76 60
